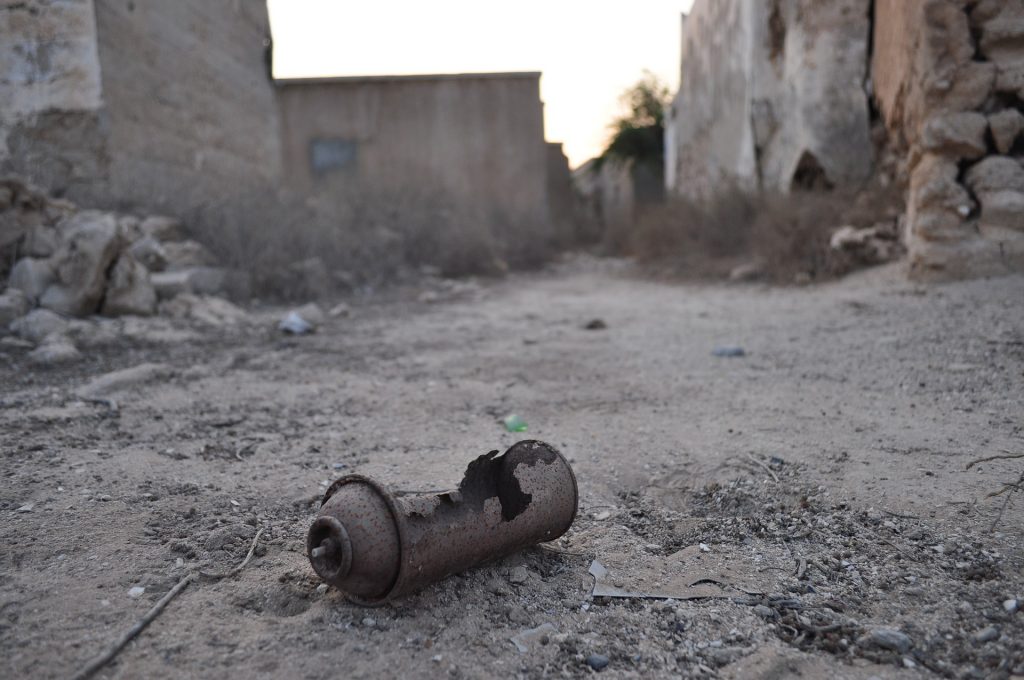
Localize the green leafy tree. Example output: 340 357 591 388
597 71 671 170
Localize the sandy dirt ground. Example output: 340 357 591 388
2 258 1022 679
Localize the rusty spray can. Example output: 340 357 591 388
307 440 578 605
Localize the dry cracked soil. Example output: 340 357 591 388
1 257 1023 679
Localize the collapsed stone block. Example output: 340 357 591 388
989 109 1024 154
39 211 123 316
150 267 227 300
20 224 60 258
920 112 988 159
28 332 81 366
128 235 168 272
9 308 68 344
976 1 1024 65
908 154 975 241
162 240 216 270
9 257 55 304
0 288 29 328
139 215 185 243
101 254 157 317
965 156 1024 230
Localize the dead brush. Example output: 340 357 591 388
627 188 888 283
189 180 560 301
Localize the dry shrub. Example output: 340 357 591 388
630 187 889 283
191 180 560 300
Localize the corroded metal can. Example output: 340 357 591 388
307 440 578 605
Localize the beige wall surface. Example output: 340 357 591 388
2 0 281 227
276 73 550 234
93 0 281 216
872 0 1024 279
667 0 873 199
0 0 106 196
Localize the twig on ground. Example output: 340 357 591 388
198 527 265 580
882 510 920 520
987 480 1024 498
537 544 588 557
990 491 1015 534
70 573 195 680
987 472 1023 533
79 396 119 412
71 527 265 680
965 451 1024 470
868 530 920 562
744 454 779 483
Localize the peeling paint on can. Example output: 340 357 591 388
307 440 578 605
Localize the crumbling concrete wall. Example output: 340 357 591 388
666 0 873 200
1 0 281 232
276 73 551 251
92 1 281 216
0 0 107 196
545 142 577 244
872 0 1024 279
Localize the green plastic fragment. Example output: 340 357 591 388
502 414 528 432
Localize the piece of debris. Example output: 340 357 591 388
510 622 557 653
127 586 145 599
711 345 745 357
9 308 68 345
508 566 529 584
328 302 350 318
1004 598 1020 614
972 626 999 644
0 288 29 327
858 627 913 654
76 363 172 399
829 223 901 265
278 311 314 335
307 440 577 604
729 260 764 282
585 653 610 671
293 302 325 325
159 294 246 327
588 541 785 600
28 333 81 366
584 318 607 330
16 504 33 513
502 414 528 432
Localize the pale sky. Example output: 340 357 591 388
266 1 694 168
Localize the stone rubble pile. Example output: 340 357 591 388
0 176 245 364
873 0 1024 278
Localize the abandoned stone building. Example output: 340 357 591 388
276 72 554 245
1 0 282 226
1 0 567 263
667 0 1024 280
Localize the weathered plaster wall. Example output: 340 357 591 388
276 73 551 244
1 0 281 229
546 142 576 244
92 0 281 216
667 1 759 199
0 0 102 123
872 0 1024 279
666 0 873 199
0 0 106 196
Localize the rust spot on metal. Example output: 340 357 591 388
308 440 578 605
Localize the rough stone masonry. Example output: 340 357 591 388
873 0 1024 279
666 0 1024 281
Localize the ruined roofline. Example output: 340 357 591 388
275 71 542 86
